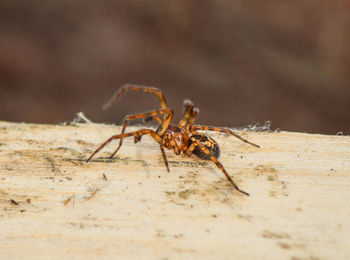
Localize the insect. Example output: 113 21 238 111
86 85 260 195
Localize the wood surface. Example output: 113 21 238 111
0 120 349 260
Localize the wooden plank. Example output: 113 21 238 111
0 120 349 259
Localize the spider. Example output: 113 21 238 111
86 84 260 196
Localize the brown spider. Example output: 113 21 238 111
86 84 260 195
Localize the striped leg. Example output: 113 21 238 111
110 108 173 158
160 145 170 172
186 139 249 196
134 116 163 144
103 84 168 110
144 115 163 124
190 125 260 148
86 129 162 162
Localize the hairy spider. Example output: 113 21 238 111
86 84 259 195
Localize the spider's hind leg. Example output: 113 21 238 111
186 139 249 196
190 125 260 148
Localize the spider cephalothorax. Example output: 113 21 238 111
162 125 189 154
86 84 259 196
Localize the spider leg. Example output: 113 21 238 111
134 135 142 144
190 125 260 148
86 129 162 162
177 99 193 128
160 145 170 172
186 140 249 196
111 108 173 158
135 116 163 143
103 84 168 110
144 115 163 124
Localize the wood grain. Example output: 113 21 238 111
0 121 349 259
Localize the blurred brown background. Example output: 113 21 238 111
1 1 349 134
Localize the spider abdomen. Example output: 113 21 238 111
189 134 220 160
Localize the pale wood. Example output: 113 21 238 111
0 120 349 260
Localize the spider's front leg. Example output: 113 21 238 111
86 129 162 162
103 84 168 110
143 115 163 125
109 108 173 159
186 139 249 196
86 128 171 172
